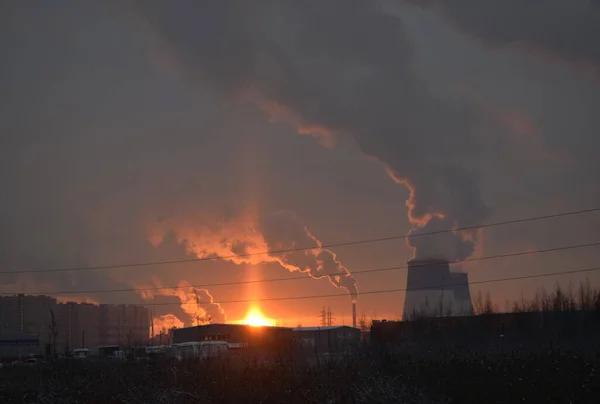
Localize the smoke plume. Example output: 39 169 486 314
139 280 226 326
406 0 600 79
153 314 185 334
150 210 358 298
135 0 491 261
260 211 358 299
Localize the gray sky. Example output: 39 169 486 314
1 0 599 325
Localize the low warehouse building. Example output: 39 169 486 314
172 324 293 351
0 334 41 362
293 326 360 354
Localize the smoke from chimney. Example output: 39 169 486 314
259 211 358 299
153 314 185 334
135 0 492 261
149 210 358 299
138 280 226 326
406 0 600 80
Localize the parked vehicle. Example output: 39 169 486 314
172 341 228 361
97 345 121 359
109 350 126 361
131 346 150 361
11 357 37 367
145 345 174 361
71 348 90 359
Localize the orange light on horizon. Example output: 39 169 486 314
239 306 276 327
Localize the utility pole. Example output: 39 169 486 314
320 307 327 327
194 288 201 326
150 309 155 345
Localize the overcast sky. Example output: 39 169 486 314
1 0 599 326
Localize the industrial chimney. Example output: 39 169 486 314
352 301 357 328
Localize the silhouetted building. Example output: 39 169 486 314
98 304 150 347
54 302 102 351
293 326 360 354
0 294 149 353
0 294 56 347
173 324 293 350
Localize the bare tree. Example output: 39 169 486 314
126 329 134 351
578 279 594 310
444 298 455 317
474 291 495 315
357 312 369 332
48 308 58 360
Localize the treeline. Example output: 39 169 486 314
399 279 600 321
474 279 600 314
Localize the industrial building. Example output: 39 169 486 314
402 259 473 320
173 324 362 357
293 326 361 354
172 324 294 350
0 334 41 361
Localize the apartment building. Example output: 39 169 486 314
0 294 150 355
98 304 150 347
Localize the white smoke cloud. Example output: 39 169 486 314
153 313 184 334
139 280 226 326
149 210 358 299
259 211 358 299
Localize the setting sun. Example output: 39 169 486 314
240 306 276 327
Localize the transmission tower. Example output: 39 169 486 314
326 306 335 326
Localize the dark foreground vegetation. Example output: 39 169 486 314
1 348 598 404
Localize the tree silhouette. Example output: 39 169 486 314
48 309 58 360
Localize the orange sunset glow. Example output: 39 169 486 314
239 306 276 327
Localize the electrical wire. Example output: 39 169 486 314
8 240 600 296
1 206 598 275
81 264 600 307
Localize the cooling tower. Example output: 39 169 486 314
402 259 473 320
448 272 474 315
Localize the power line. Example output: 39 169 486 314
1 206 598 276
63 264 600 307
7 240 600 296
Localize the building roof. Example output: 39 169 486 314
172 323 291 332
292 326 357 332
407 258 450 265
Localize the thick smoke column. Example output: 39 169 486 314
150 210 358 298
139 280 226 326
407 0 600 79
135 0 491 261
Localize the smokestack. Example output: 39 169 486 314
352 301 357 328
